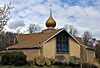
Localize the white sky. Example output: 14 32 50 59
0 0 100 40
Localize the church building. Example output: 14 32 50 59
6 10 95 62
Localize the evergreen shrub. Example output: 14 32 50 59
1 51 27 66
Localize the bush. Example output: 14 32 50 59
45 58 51 66
69 56 80 65
49 58 54 64
34 55 51 66
53 55 67 65
1 52 11 65
1 51 27 66
98 59 100 63
82 62 98 68
34 55 45 66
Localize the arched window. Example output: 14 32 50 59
56 32 69 53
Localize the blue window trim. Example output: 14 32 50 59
56 44 69 53
56 32 69 53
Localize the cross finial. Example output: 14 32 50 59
8 0 14 9
9 0 11 6
49 4 52 17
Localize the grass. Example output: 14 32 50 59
0 65 75 68
0 65 32 68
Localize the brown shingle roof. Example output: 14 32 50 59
96 40 100 46
74 37 85 45
7 29 60 49
75 36 95 50
7 29 88 49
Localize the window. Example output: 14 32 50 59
56 32 69 53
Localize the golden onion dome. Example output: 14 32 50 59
46 16 56 28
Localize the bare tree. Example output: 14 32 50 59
64 24 78 36
0 3 16 50
0 31 18 50
28 24 42 33
83 31 94 47
0 3 12 31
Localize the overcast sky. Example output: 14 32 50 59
0 0 100 40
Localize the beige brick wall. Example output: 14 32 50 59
42 37 56 58
80 46 87 62
80 46 95 63
43 36 81 59
16 49 40 61
86 49 95 63
69 37 80 58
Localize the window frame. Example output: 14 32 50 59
56 32 69 53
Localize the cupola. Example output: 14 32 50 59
46 9 56 29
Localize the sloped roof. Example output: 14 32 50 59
74 37 85 45
7 29 60 49
7 28 87 49
97 40 100 45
